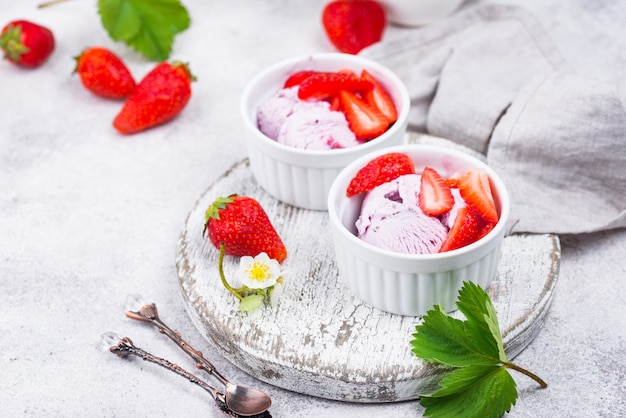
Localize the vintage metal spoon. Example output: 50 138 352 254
103 332 271 418
125 296 272 417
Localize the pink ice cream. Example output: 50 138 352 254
256 86 359 150
356 174 464 254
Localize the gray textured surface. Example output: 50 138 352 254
1 0 625 417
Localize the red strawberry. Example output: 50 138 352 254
204 195 287 263
445 172 462 188
438 206 482 253
361 69 398 124
0 20 55 68
321 0 386 55
339 89 389 141
346 152 415 197
297 72 372 101
113 61 195 134
74 47 136 99
283 70 320 88
457 169 499 224
418 167 454 216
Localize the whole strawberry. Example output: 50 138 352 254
322 0 386 54
204 195 287 263
0 20 55 68
113 61 195 134
74 47 136 99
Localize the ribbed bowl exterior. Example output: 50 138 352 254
331 226 504 316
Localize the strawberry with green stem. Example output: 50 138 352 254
204 195 287 263
74 46 136 99
1 20 55 68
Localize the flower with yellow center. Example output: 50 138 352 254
237 252 282 289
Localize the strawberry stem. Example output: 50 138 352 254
38 0 74 8
505 361 548 388
217 243 242 300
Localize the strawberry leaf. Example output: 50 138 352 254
412 281 547 418
97 0 190 61
420 365 518 418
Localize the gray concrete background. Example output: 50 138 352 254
1 0 624 416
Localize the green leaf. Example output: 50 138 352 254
98 0 191 61
456 281 507 362
238 294 264 312
411 305 497 368
411 281 546 417
420 365 517 418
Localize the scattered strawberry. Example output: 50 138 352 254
438 206 483 253
339 89 389 141
445 172 462 188
297 72 372 101
204 195 287 263
457 169 499 224
321 0 386 55
418 167 454 216
346 152 415 197
0 20 55 68
74 47 136 99
360 69 398 124
113 61 195 134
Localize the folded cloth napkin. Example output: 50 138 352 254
361 4 626 234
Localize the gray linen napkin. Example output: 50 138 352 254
361 4 626 234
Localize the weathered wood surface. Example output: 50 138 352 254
175 136 561 403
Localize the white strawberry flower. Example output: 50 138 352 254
238 252 283 290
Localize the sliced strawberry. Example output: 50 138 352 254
283 70 321 88
329 95 342 112
418 167 454 216
298 72 373 101
445 172 462 188
438 206 482 253
361 69 398 124
476 221 496 241
457 169 499 224
339 89 389 141
346 152 415 197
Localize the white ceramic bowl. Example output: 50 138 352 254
377 0 466 26
240 53 410 211
327 144 510 316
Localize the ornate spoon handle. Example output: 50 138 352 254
126 302 229 386
109 336 237 417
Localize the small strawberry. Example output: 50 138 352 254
339 89 389 141
321 0 386 55
297 71 372 101
438 206 482 253
418 167 454 216
0 20 55 68
457 169 499 224
204 195 287 263
113 61 195 134
346 152 415 197
74 47 136 99
361 69 398 124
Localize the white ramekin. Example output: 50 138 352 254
240 53 410 211
327 144 510 316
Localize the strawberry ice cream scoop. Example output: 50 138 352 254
356 174 451 254
257 86 359 150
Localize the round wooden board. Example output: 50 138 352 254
176 135 561 402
